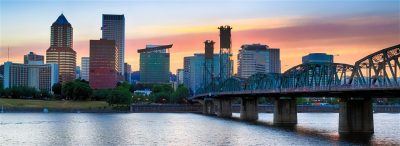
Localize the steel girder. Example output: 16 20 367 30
245 73 282 90
281 63 354 88
219 77 244 92
349 44 400 87
195 45 400 97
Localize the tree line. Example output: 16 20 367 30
0 79 191 106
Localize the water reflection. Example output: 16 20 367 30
0 113 399 145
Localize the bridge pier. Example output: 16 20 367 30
339 97 374 134
273 97 297 124
214 98 232 118
240 97 258 121
202 99 215 115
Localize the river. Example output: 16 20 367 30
0 113 399 145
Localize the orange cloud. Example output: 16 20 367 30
2 14 399 75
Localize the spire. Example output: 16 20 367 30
53 13 70 25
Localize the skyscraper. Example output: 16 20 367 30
268 48 281 73
237 44 281 78
89 39 119 89
81 57 90 81
24 52 44 65
176 69 184 85
183 54 221 94
101 14 125 77
46 14 76 84
124 62 132 83
138 44 172 83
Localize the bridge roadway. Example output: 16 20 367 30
191 44 400 134
193 86 400 99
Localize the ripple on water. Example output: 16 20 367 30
0 113 399 145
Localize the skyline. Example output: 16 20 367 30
1 0 399 73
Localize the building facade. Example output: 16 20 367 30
124 63 132 83
138 44 172 83
81 57 90 81
46 14 76 84
24 52 44 65
75 66 80 79
176 69 184 85
302 53 334 64
268 48 281 73
3 62 58 92
89 39 119 89
237 44 281 78
102 14 125 76
183 54 220 94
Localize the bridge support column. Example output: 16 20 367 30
202 99 215 115
213 98 232 118
273 97 297 124
240 97 258 121
339 97 374 134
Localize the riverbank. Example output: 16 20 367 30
1 98 399 113
0 98 115 113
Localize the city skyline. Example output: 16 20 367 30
1 0 399 73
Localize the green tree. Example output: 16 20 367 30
150 84 173 103
92 89 112 100
106 88 132 107
62 80 93 100
171 85 189 104
3 86 40 99
52 83 62 95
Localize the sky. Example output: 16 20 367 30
1 0 399 73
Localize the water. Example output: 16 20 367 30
0 113 399 145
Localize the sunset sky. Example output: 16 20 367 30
1 0 399 73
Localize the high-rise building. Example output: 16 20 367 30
237 44 281 78
101 14 125 77
176 69 184 85
46 14 76 84
75 66 81 79
89 39 119 89
183 54 220 94
302 53 334 63
81 57 90 81
124 63 132 83
183 57 191 89
268 48 281 73
3 61 58 91
24 52 44 65
138 44 172 83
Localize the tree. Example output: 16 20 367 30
3 86 40 99
62 80 93 100
171 85 189 104
52 83 62 95
106 88 132 107
92 89 112 100
150 84 173 103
